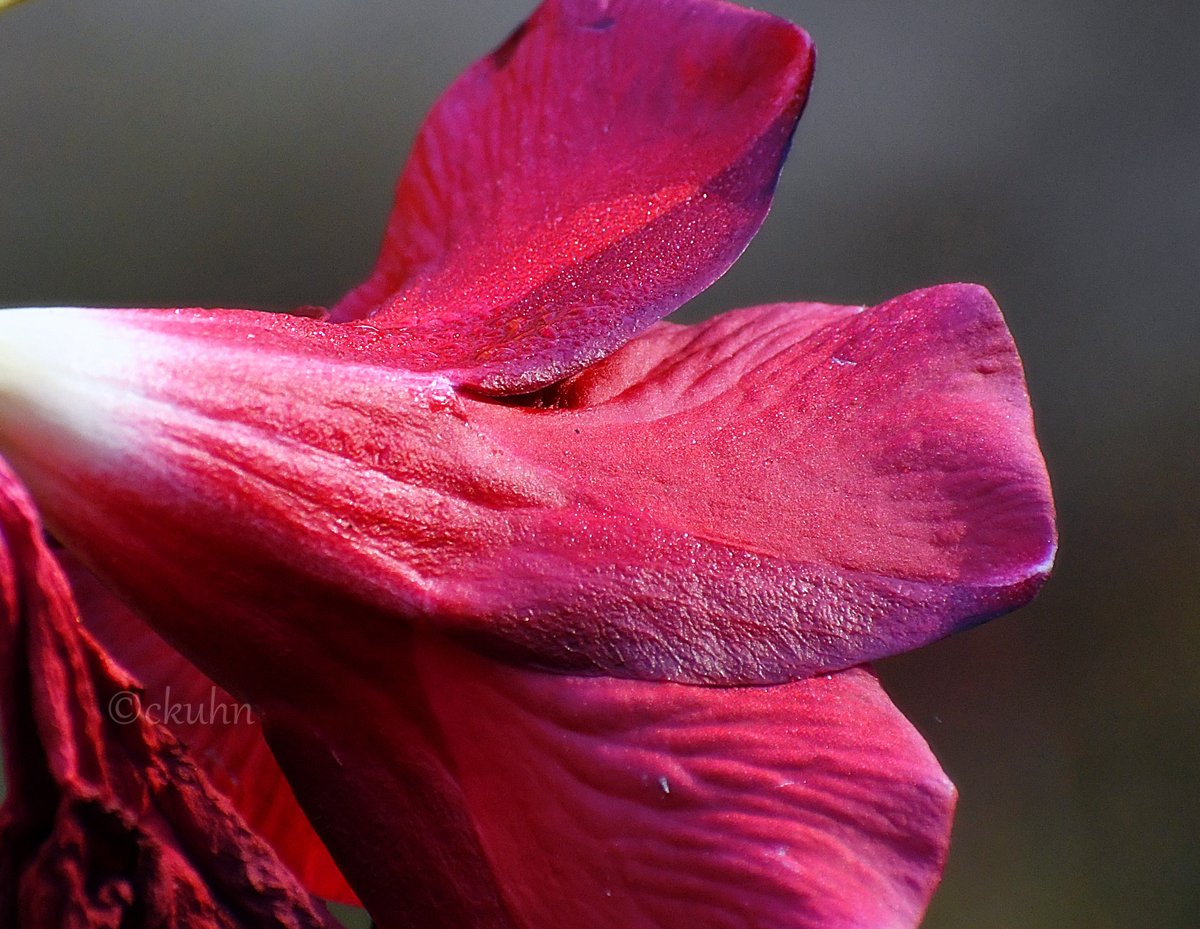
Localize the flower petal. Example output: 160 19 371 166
60 552 358 906
0 284 1053 687
329 0 814 394
0 463 338 929
267 637 955 929
460 282 1058 680
0 305 570 698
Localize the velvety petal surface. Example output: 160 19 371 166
266 637 955 929
0 283 1053 688
61 553 358 906
330 0 814 394
465 282 1058 680
0 463 338 929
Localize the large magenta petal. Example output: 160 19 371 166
267 637 954 929
0 284 1053 687
61 553 358 906
329 0 814 394
465 282 1058 680
0 464 338 928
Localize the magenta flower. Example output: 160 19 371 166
0 1 1056 927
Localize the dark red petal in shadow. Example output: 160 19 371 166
62 553 358 906
423 645 955 929
0 463 338 929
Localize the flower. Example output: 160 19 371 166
0 1 1056 927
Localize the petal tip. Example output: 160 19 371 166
1015 531 1059 596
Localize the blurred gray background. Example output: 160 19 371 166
1 1 1196 927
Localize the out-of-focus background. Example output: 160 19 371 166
1 1 1196 926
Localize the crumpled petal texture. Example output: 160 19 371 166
0 464 338 929
265 637 955 929
0 283 1053 691
61 553 357 906
331 0 814 394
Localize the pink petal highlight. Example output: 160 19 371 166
0 463 338 929
0 1 1058 924
331 0 814 394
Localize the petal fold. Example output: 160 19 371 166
331 0 814 394
0 462 338 929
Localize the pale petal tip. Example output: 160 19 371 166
1027 534 1059 584
0 306 139 461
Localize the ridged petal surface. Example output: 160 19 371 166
62 554 357 906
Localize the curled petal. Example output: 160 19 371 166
268 638 955 929
465 282 1059 680
331 0 814 394
0 283 1053 688
0 463 338 928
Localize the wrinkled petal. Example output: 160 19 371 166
61 553 358 906
330 0 814 394
466 282 1058 680
0 283 1053 687
267 637 954 929
0 463 338 929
